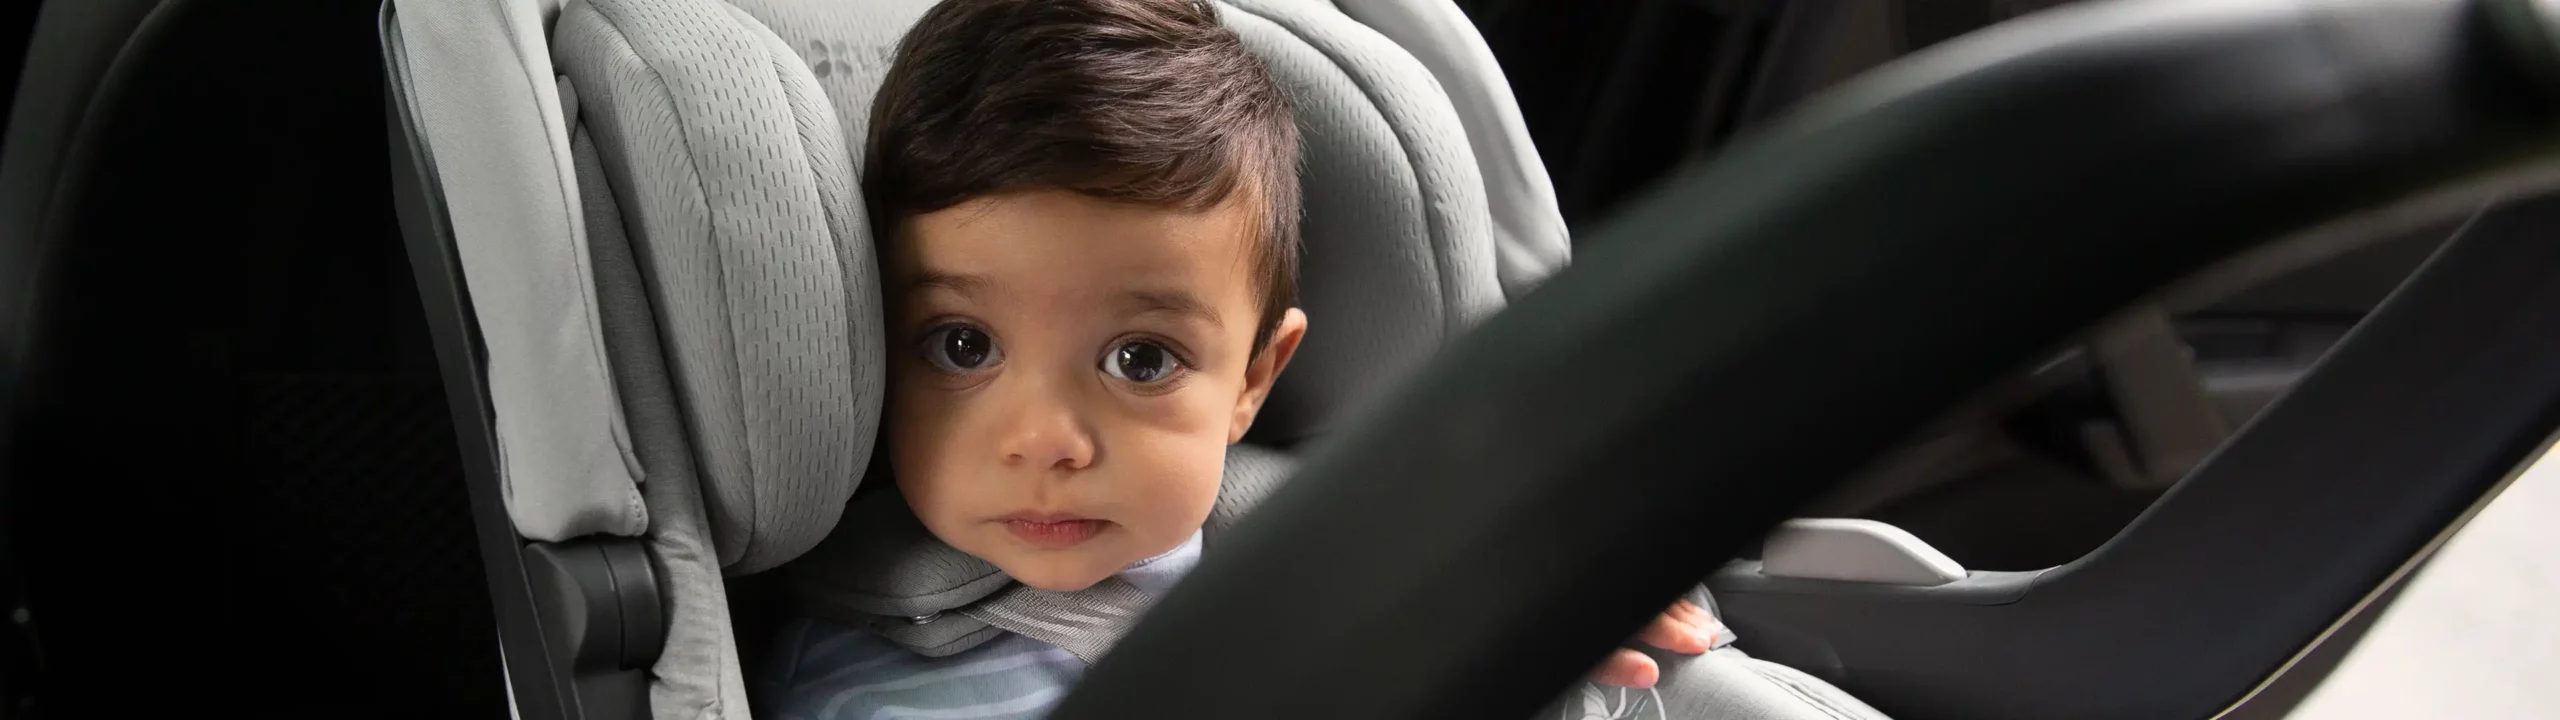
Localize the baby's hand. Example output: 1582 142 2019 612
1589 599 1724 689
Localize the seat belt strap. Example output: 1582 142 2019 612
959 578 1155 664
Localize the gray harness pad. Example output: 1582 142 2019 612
783 445 1301 662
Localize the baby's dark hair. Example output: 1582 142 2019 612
865 0 1302 351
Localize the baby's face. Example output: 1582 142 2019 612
885 188 1303 592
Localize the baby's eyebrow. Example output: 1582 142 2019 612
906 269 990 297
1119 289 1222 328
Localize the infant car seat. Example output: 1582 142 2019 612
379 0 1893 717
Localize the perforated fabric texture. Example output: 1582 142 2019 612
721 0 937 170
577 123 757 720
726 0 1005 629
388 0 647 542
1220 0 1507 446
553 0 884 576
1207 443 1301 543
1330 0 1571 299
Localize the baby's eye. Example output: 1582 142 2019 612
1100 340 1184 384
920 324 1001 372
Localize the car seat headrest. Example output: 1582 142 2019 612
1220 0 1510 446
728 0 1508 449
735 0 1519 652
1328 0 1571 298
551 0 885 575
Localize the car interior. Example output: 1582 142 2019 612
5 0 2559 719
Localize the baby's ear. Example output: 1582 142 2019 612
1229 308 1308 444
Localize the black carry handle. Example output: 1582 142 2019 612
1053 0 2560 718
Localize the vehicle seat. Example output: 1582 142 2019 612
380 0 1889 718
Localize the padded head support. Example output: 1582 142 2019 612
552 0 885 575
1223 0 1509 446
743 0 1524 634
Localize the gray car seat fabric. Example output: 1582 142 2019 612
1328 0 1570 298
777 445 1298 663
577 119 759 719
1532 588 1887 720
1222 0 1509 445
388 0 648 543
388 0 879 566
1537 648 1891 720
552 0 885 577
544 0 891 716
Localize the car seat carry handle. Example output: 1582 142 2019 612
1053 0 2560 719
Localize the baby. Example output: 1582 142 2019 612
764 1 1721 717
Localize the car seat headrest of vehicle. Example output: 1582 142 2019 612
551 0 886 575
734 0 1508 658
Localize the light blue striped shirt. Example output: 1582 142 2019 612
762 532 1203 720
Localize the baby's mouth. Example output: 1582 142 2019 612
997 512 1109 548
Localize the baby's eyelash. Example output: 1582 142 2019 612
1117 335 1196 367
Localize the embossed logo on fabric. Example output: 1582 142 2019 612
803 39 897 79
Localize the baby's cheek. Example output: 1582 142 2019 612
1114 387 1237 525
886 387 972 525
1128 434 1227 541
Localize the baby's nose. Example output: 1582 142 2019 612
998 399 1096 472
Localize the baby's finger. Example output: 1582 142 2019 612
1667 599 1714 627
1590 648 1661 689
1637 612 1712 655
1666 600 1728 647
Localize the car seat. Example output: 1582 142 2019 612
379 0 1892 717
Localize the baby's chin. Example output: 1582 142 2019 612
992 555 1119 592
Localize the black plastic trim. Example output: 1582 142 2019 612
1719 191 2560 719
1051 0 2560 718
523 539 659 719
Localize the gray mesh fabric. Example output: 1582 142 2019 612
1331 0 1572 299
1207 443 1302 543
577 121 755 719
724 0 936 161
552 1 886 715
1222 0 1507 446
729 0 1011 626
552 0 885 576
